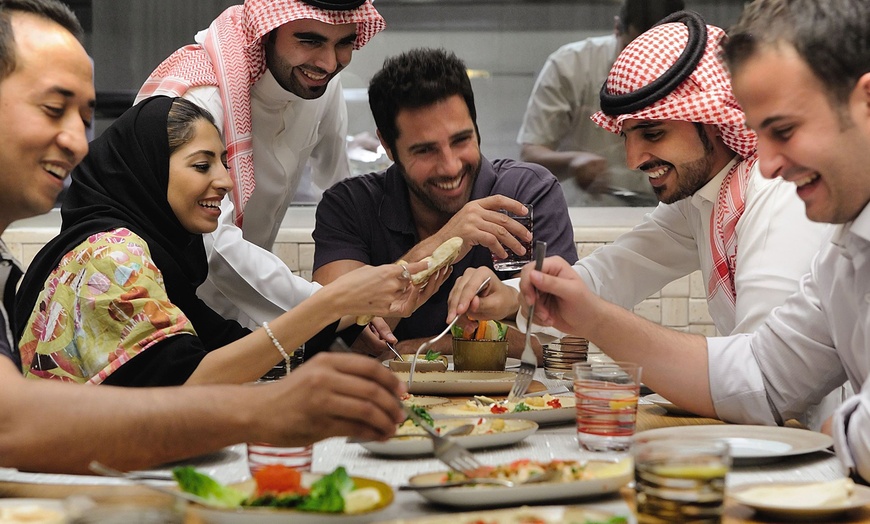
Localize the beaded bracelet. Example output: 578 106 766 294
261 321 291 367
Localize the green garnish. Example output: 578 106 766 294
172 466 247 508
582 517 628 524
512 402 531 412
424 349 442 361
296 467 354 513
406 405 434 426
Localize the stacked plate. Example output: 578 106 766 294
542 336 589 379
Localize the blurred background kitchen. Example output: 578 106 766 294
67 0 745 206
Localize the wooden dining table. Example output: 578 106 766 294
0 365 867 523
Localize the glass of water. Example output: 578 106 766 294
491 204 533 272
633 438 731 523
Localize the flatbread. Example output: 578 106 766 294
410 236 463 285
354 237 463 325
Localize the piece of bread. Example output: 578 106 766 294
410 236 463 285
354 237 463 325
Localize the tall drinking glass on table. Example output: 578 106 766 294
573 360 641 452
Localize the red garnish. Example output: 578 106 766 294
490 405 508 414
253 465 308 496
546 398 562 408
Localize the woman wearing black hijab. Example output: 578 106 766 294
15 96 418 386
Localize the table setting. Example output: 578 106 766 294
0 350 865 523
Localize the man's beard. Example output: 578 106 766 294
654 154 715 204
399 158 481 215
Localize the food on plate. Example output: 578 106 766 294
383 506 627 524
396 406 508 438
440 458 627 485
389 350 449 372
733 478 855 508
0 505 65 524
400 393 451 408
433 394 573 416
451 319 508 341
173 465 383 514
411 236 463 285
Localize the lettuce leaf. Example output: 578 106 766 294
172 466 247 508
296 466 355 513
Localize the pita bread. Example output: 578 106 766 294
354 237 463 325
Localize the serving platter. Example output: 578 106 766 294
393 371 518 395
358 418 538 456
188 474 394 524
404 458 632 508
373 505 623 523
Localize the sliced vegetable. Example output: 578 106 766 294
450 323 465 339
406 405 434 426
474 320 488 340
172 466 247 508
424 349 442 361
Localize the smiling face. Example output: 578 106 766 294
621 119 734 204
0 12 94 231
384 95 481 223
264 18 357 100
732 45 870 224
167 119 231 234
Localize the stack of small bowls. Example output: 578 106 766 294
542 336 589 379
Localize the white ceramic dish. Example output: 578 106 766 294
394 371 518 395
359 418 538 456
373 505 622 523
404 459 632 508
429 395 576 425
637 425 833 464
188 474 393 524
0 499 66 524
383 356 521 371
730 481 870 520
643 393 696 416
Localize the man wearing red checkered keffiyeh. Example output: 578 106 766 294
135 0 385 329
570 11 828 340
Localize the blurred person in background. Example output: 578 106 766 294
518 0 684 206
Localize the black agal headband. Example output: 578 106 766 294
599 10 708 116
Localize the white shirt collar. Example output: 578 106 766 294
690 156 741 210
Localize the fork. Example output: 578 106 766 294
507 241 547 402
407 276 492 386
403 404 486 477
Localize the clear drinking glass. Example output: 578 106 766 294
491 204 534 272
247 346 313 473
633 438 731 523
573 360 641 452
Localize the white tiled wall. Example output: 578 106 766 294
2 207 716 334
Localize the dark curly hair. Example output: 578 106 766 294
368 47 479 156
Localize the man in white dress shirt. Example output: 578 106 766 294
518 0 684 206
512 0 870 482
449 11 837 428
136 0 385 329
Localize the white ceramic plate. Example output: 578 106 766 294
730 482 870 520
429 395 576 425
359 418 538 456
643 393 696 416
637 425 833 464
383 356 521 371
0 498 66 523
394 371 518 395
188 474 394 524
404 459 632 508
373 505 622 523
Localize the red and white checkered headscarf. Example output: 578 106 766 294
135 0 385 227
592 19 758 310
